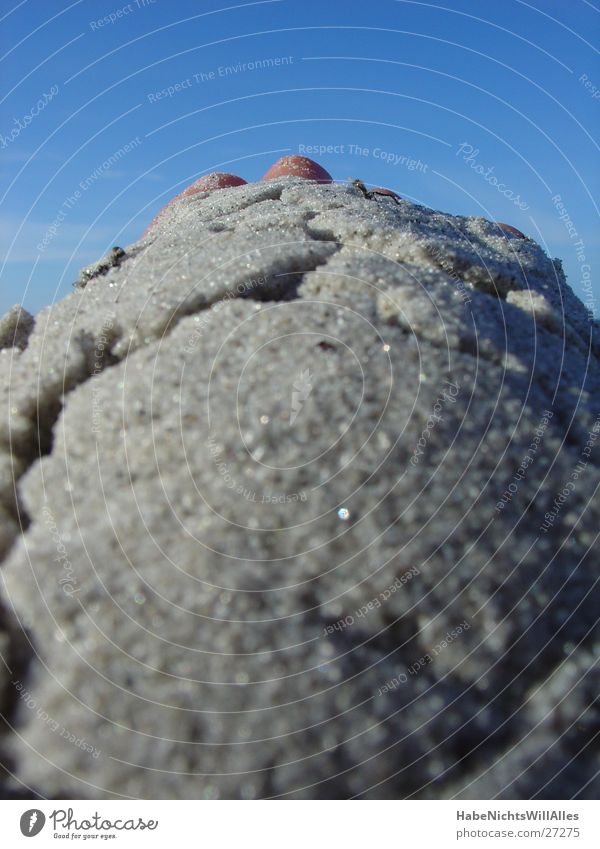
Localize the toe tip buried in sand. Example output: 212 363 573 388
180 172 247 197
495 222 526 239
372 187 402 202
141 172 247 236
262 155 333 183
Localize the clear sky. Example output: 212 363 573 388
1 0 598 317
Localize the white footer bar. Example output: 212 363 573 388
0 800 597 847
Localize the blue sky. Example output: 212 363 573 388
1 0 598 316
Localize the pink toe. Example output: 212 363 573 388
180 172 247 197
141 172 247 237
262 155 332 183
